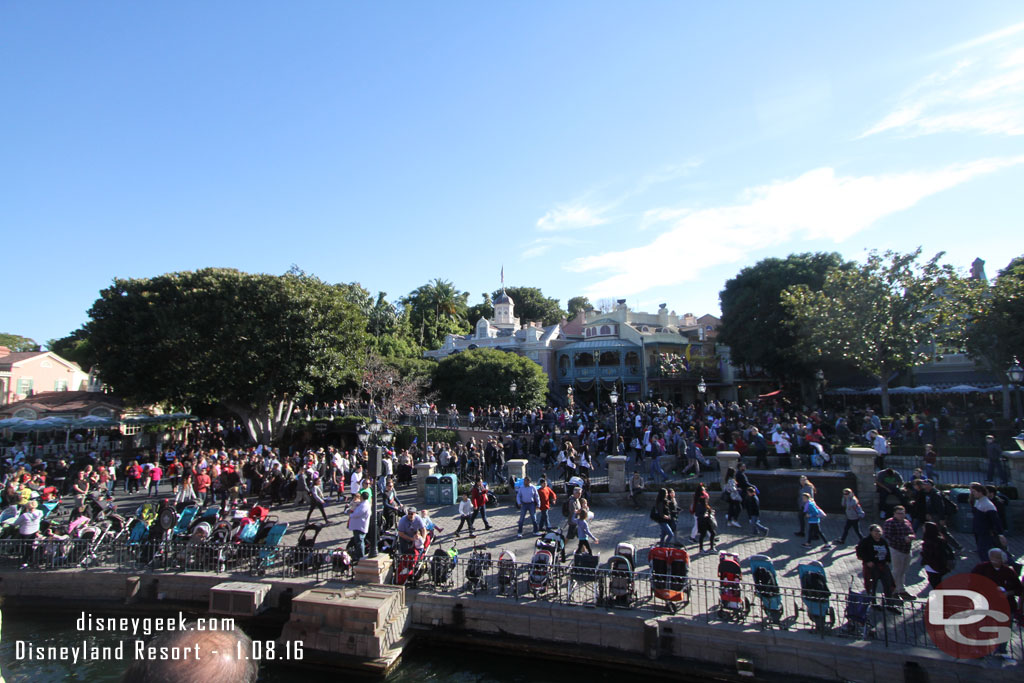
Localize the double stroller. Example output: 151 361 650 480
649 545 690 613
465 546 493 594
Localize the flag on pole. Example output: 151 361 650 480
501 265 504 288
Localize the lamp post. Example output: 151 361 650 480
609 388 619 456
510 381 517 408
362 417 381 559
1008 358 1024 427
815 368 825 408
419 404 430 459
566 385 574 409
697 375 707 397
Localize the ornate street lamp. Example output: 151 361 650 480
510 381 517 407
1008 358 1024 425
419 403 430 457
609 388 619 455
365 416 383 559
697 376 707 395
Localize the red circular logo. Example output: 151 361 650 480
925 573 1013 659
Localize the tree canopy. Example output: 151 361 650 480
0 333 38 352
719 252 850 379
86 268 368 443
949 255 1024 380
567 296 594 318
401 278 470 350
432 348 548 409
781 249 954 415
47 329 94 369
466 292 494 327
492 286 567 326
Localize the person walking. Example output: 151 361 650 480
743 486 769 536
516 476 540 538
985 435 1008 485
691 484 716 554
795 476 816 537
800 493 830 549
304 473 329 526
969 482 1006 562
919 521 951 596
882 505 916 599
537 478 557 532
575 508 598 555
469 477 492 531
837 488 865 545
723 468 742 528
651 488 674 547
453 493 476 538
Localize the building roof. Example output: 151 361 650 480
560 339 640 352
0 351 47 368
0 391 123 416
493 290 513 305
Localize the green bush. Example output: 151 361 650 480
393 425 458 450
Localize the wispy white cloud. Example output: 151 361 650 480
568 157 1024 299
535 203 613 232
534 160 701 233
862 22 1024 138
520 236 581 259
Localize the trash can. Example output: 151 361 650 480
439 474 459 505
425 475 441 506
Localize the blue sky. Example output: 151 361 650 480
3 2 1023 346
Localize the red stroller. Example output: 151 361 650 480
394 530 433 586
716 551 750 621
649 545 691 613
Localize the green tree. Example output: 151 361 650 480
85 268 368 443
0 333 38 352
719 252 850 381
781 249 955 415
492 286 567 326
948 255 1024 415
567 296 594 318
401 279 470 349
466 293 494 327
47 329 94 368
432 348 547 409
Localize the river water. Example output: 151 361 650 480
0 610 661 683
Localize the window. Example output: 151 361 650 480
54 379 68 391
16 378 33 396
559 355 570 376
600 325 611 336
599 351 620 366
575 352 595 367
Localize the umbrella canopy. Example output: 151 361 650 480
944 385 983 393
827 387 859 395
888 386 915 394
73 415 119 428
912 386 934 393
0 417 29 429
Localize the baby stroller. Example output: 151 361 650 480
497 549 518 597
429 544 459 588
292 523 324 573
394 530 432 587
844 581 875 639
537 528 566 563
649 545 691 613
331 547 353 577
465 546 492 594
605 542 636 608
178 521 212 570
795 561 836 633
716 552 750 621
528 539 558 599
750 554 785 629
566 551 601 605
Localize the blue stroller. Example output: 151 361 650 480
795 561 835 633
844 581 875 639
750 554 784 629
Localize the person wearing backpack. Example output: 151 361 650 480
651 488 674 546
837 488 865 545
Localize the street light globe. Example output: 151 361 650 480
609 389 618 405
380 428 394 445
697 376 707 394
1008 358 1024 385
419 404 430 416
510 381 517 393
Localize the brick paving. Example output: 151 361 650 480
97 467 1021 595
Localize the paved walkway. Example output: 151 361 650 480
97 475 1021 595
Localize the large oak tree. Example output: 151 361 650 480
86 267 368 443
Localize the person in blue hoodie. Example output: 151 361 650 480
800 492 831 549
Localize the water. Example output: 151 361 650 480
0 609 676 683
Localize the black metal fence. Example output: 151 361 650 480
389 552 1024 658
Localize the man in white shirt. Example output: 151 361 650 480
346 491 372 560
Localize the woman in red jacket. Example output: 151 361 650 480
469 477 492 531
